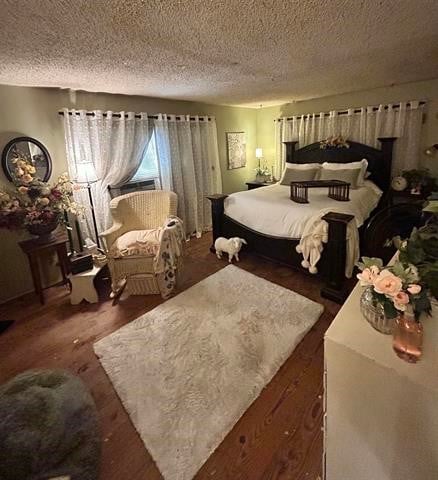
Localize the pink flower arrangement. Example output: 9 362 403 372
357 257 430 319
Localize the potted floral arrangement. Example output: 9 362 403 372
254 162 271 183
0 153 82 242
402 168 437 195
357 198 438 362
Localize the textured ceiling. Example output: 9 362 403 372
0 0 437 107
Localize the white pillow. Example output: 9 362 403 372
284 162 321 170
321 159 368 186
280 163 321 183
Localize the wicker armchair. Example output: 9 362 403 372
100 190 179 296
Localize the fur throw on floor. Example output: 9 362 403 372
0 369 101 480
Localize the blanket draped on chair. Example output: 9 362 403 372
154 216 185 298
109 216 184 298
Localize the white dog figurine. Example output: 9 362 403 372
214 236 247 263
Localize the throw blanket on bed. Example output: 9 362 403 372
296 208 359 278
154 216 185 298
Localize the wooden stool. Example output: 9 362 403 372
69 265 105 305
19 233 70 305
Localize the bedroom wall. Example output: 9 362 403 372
256 78 438 177
0 85 257 302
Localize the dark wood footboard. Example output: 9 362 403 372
206 194 229 252
320 212 354 303
207 195 354 303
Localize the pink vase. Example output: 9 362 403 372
392 313 423 363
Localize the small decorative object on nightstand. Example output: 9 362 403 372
387 172 435 206
391 176 408 192
402 168 437 196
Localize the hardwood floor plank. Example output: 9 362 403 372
0 233 344 480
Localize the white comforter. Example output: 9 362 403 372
224 181 382 239
224 181 382 277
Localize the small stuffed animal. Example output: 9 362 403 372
214 237 247 263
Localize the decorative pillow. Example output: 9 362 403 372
321 159 368 186
280 165 320 185
318 168 361 189
110 229 162 258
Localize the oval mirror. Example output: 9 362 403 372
1 137 52 182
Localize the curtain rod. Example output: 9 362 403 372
275 101 426 122
58 110 212 121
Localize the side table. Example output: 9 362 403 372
69 264 106 305
19 233 70 305
386 188 428 206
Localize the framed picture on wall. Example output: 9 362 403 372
226 132 246 169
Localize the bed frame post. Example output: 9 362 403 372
377 137 396 191
321 212 355 303
283 141 299 163
207 194 228 252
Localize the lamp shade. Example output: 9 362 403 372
255 148 263 158
76 161 98 184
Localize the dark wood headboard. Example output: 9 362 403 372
283 137 396 192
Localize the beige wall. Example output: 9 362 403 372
256 78 438 177
0 85 257 302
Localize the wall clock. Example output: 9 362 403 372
391 176 408 192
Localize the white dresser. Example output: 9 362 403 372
324 283 438 480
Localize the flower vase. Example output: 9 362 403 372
26 215 60 243
255 174 267 183
392 312 423 363
359 287 395 334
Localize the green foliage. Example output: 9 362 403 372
357 257 383 270
381 297 399 319
412 294 432 320
398 216 438 302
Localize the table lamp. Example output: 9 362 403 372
255 148 263 169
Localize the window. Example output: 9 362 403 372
108 131 160 198
131 131 160 182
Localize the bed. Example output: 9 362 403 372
208 138 397 303
224 181 382 239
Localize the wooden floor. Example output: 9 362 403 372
0 234 346 480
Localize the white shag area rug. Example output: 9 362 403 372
94 265 323 480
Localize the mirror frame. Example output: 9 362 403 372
1 136 52 182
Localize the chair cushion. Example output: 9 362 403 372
110 229 161 258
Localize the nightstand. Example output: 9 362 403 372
246 181 272 190
387 189 428 206
18 233 70 305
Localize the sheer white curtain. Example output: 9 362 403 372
62 109 153 236
154 114 222 237
275 101 424 178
